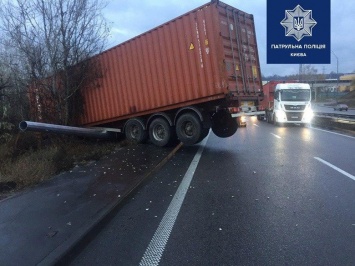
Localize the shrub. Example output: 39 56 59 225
0 134 123 192
4 147 59 187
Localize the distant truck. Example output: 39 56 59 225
262 82 314 126
26 1 264 146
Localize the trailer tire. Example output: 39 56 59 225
211 110 237 138
125 119 148 143
149 118 173 147
266 112 271 123
176 113 202 145
197 127 210 143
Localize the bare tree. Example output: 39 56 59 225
0 0 109 125
0 41 28 122
0 74 11 99
299 64 319 82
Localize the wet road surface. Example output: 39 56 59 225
0 143 173 266
70 119 355 265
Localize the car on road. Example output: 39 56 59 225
334 104 348 111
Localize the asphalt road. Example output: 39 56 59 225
69 118 355 265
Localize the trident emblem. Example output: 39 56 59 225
281 5 317 41
293 17 304 31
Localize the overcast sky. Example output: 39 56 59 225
103 0 355 77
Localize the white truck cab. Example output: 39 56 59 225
266 83 313 125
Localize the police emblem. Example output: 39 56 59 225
280 5 317 42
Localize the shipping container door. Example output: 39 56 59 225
217 4 262 95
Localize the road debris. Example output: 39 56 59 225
47 230 58 238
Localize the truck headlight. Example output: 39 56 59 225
303 108 314 122
275 110 287 122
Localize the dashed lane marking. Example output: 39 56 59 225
270 133 281 139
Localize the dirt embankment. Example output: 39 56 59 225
0 125 126 199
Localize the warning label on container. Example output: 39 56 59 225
189 43 195 50
252 66 257 77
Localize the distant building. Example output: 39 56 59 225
262 74 355 95
340 74 355 80
339 74 355 92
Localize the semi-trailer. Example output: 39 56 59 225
25 1 264 146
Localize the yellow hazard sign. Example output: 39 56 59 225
252 66 257 77
189 43 195 50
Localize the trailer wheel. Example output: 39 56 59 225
266 112 272 124
211 110 237 138
197 127 210 143
149 118 173 147
125 119 148 143
176 113 202 145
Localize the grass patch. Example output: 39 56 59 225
0 131 127 197
1 146 60 187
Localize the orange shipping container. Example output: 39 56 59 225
80 1 263 127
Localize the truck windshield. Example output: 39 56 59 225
280 89 311 101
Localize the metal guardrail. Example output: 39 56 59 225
312 112 355 131
314 112 355 121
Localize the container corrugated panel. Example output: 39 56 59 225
80 1 262 126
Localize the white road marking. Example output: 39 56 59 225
314 157 355 181
270 133 281 139
139 135 208 266
311 127 355 139
253 124 259 127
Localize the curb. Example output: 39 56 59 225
38 142 183 266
